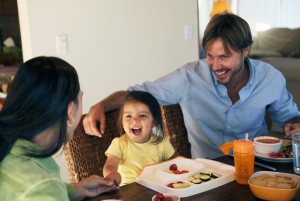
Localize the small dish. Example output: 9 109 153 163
253 136 282 155
152 192 180 201
248 171 300 201
255 152 293 163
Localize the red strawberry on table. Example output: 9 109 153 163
172 170 181 174
156 193 164 199
163 197 173 201
180 170 189 174
169 164 177 171
167 183 174 188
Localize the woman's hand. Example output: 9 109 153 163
74 175 119 201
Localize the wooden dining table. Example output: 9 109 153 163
84 155 299 201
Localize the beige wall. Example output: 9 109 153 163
17 0 199 182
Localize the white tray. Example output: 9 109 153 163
136 156 235 198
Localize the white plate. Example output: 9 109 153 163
255 152 293 163
136 156 235 198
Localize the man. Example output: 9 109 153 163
83 13 300 159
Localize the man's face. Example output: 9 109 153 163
206 38 248 85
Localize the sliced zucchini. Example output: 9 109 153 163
193 174 202 179
191 179 202 184
211 172 222 178
200 175 211 182
185 176 194 182
200 170 211 176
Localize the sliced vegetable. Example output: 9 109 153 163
191 179 202 184
211 172 222 178
185 170 223 185
200 175 211 182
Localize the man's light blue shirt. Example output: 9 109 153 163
128 58 300 159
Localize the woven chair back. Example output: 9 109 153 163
161 104 191 158
64 109 120 183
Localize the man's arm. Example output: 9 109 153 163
83 90 128 137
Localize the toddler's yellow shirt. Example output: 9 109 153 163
105 134 175 186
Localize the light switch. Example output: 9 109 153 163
56 35 68 54
184 25 193 40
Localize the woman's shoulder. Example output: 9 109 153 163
0 154 67 200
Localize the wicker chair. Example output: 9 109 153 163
161 104 191 158
64 109 121 183
64 104 191 183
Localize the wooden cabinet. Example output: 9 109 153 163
0 0 18 15
0 0 22 52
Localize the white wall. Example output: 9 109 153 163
17 0 199 182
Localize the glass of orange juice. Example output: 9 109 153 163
233 139 254 185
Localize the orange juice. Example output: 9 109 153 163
233 139 254 185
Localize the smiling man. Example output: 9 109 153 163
83 13 300 159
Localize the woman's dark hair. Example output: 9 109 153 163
117 91 164 143
202 13 253 55
0 56 80 162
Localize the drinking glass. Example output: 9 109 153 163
292 133 300 174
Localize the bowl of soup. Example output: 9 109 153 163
253 136 282 155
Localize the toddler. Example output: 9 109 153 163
103 91 175 186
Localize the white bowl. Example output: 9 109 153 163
152 192 180 201
253 136 282 155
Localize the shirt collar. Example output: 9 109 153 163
11 139 60 175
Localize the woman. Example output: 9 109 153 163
0 56 118 201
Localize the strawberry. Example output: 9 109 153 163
167 183 174 188
163 197 173 201
180 170 189 174
169 164 177 171
156 193 164 199
172 170 181 174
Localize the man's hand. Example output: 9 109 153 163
83 90 128 137
284 123 300 135
83 103 106 137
